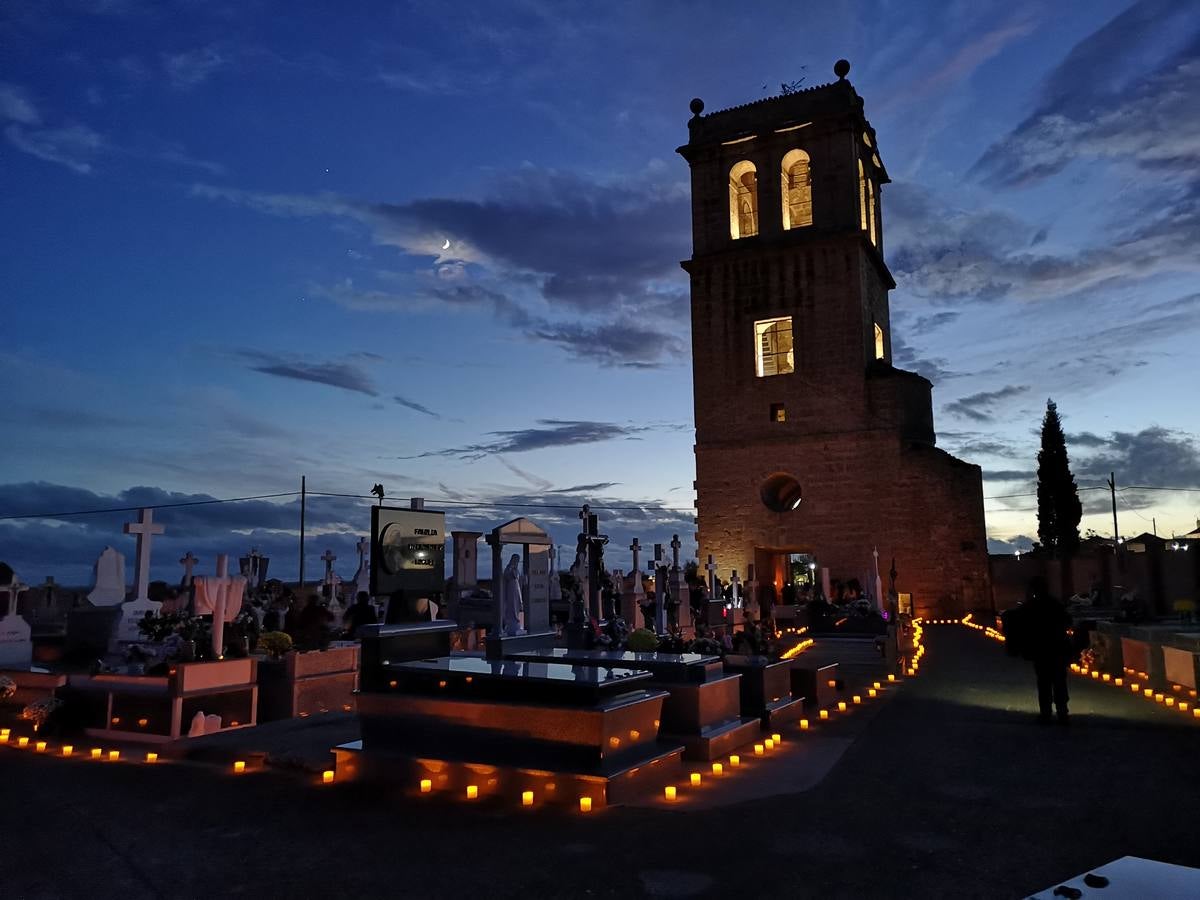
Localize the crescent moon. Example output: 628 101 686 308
441 239 451 250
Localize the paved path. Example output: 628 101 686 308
3 628 1198 898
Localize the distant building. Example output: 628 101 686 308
680 61 989 618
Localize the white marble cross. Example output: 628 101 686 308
123 508 165 603
729 569 741 608
180 551 199 586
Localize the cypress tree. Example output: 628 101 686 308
1036 399 1082 559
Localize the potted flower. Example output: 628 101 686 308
257 631 294 661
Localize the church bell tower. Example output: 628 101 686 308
679 60 989 618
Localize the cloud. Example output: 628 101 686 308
944 385 1030 423
192 164 691 368
240 351 378 396
984 469 1036 482
548 482 620 494
890 331 953 383
987 534 1036 555
407 419 650 460
4 122 103 174
0 82 39 125
1072 427 1200 488
974 0 1200 187
393 394 441 418
163 44 231 89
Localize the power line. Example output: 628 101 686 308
305 491 696 514
0 492 301 522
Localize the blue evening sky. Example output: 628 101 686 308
2 0 1199 584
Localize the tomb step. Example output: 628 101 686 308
662 715 763 761
761 695 807 729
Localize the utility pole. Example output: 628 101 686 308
1108 472 1120 550
299 475 307 588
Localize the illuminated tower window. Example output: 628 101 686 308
729 160 759 239
754 316 794 377
874 322 885 360
780 149 812 230
858 159 869 235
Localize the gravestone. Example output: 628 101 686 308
621 538 646 624
180 552 199 588
0 578 32 670
548 544 561 603
116 509 165 643
525 544 551 632
669 534 691 632
194 554 247 657
88 546 127 606
351 537 370 600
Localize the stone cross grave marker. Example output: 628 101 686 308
620 537 645 624
116 509 165 641
194 554 247 658
321 549 337 586
669 534 691 632
180 552 199 587
548 544 561 601
0 578 32 670
729 570 741 609
351 536 370 599
705 554 718 601
124 508 164 604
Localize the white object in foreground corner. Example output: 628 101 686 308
1026 856 1200 899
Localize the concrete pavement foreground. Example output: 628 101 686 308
2 628 1198 899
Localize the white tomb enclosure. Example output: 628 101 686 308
0 578 33 670
486 517 555 637
88 546 127 607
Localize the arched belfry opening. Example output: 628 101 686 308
781 149 812 230
728 160 758 239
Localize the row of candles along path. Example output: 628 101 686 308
0 729 340 785
1 627 928 812
929 613 1200 721
417 670 911 812
1070 662 1200 719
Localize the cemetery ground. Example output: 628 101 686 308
3 626 1198 899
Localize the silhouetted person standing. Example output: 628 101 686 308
1025 577 1072 724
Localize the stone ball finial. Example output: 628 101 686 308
834 59 851 80
689 97 704 117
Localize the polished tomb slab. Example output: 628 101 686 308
722 656 806 727
358 621 459 692
337 656 683 807
789 661 840 710
501 647 762 760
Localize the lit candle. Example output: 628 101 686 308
108 750 119 761
420 779 432 793
323 770 335 784
1193 709 1200 719
819 710 829 720
753 743 764 756
873 681 881 690
91 748 102 759
868 689 877 698
1131 684 1140 692
712 762 723 775
1145 689 1154 697
690 772 702 786
35 740 47 752
388 680 398 689
800 719 810 730
731 753 742 766
664 786 676 801
1102 674 1111 682
579 796 592 812
17 736 29 747
62 745 73 757
853 695 862 705
1180 702 1189 712
138 718 149 727
1166 698 1175 707
522 790 534 806
771 733 782 744
233 760 246 773
764 738 774 751
466 785 478 799
888 674 896 682
838 702 848 712
1115 678 1124 687
146 752 158 763
1091 671 1100 680
1155 693 1164 703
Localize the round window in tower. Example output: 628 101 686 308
760 473 803 512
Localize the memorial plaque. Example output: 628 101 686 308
370 506 447 597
